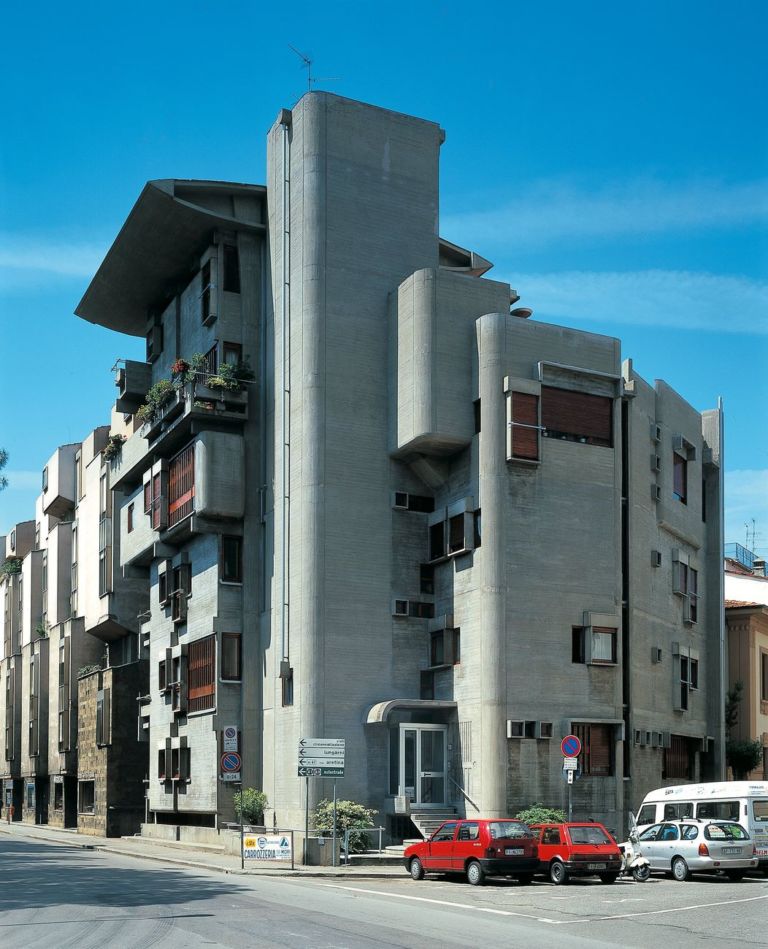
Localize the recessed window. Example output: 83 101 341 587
673 453 687 503
222 244 240 293
591 628 617 664
42 466 48 492
127 503 134 533
573 722 614 776
419 564 434 595
188 635 216 713
473 399 481 434
221 633 242 681
409 601 435 619
282 668 294 707
201 259 213 324
222 341 243 366
78 780 95 814
429 628 460 666
221 536 243 583
429 522 445 561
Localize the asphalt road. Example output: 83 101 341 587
1 835 766 948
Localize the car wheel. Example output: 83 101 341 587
672 857 691 882
725 870 746 882
549 860 569 885
409 857 425 881
466 860 485 886
632 864 651 883
599 873 619 884
516 873 534 885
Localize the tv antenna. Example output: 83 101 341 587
288 44 340 92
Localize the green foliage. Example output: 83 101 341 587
725 681 744 732
102 434 126 461
514 803 568 825
314 799 378 852
0 447 7 491
1 557 22 577
78 664 101 678
34 621 49 638
206 361 241 392
726 738 763 779
136 379 176 424
233 788 268 824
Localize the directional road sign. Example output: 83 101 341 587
561 735 582 758
221 752 242 773
298 766 345 778
299 738 345 749
298 739 345 778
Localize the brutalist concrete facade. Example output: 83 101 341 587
62 92 725 838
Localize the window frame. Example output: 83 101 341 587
187 634 216 714
221 633 242 682
220 535 243 584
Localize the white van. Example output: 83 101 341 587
634 782 768 869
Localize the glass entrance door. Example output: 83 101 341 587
399 725 447 806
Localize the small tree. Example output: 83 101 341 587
233 788 268 825
314 799 377 852
725 679 762 778
515 803 567 824
0 448 7 491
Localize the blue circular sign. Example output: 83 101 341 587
221 752 242 772
561 735 581 758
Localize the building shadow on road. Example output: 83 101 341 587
0 837 246 913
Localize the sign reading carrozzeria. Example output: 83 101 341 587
242 833 292 861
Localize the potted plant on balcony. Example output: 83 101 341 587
135 378 177 425
0 556 22 577
102 433 126 461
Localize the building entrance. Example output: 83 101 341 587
399 724 447 806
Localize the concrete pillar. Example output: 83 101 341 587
476 312 508 817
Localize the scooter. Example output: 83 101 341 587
618 818 651 882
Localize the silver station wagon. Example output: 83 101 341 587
637 820 758 881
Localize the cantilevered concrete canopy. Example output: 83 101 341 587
365 699 457 724
76 179 266 337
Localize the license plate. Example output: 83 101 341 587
587 863 606 870
505 848 524 855
722 848 741 855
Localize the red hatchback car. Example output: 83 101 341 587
530 822 622 884
404 818 539 886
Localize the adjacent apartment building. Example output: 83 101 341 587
2 92 724 838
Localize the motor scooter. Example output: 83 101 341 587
618 815 651 882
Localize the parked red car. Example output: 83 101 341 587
404 818 539 885
530 822 622 884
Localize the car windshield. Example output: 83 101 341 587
569 826 612 845
488 821 532 839
704 822 750 841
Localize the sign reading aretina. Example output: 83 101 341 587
243 834 292 861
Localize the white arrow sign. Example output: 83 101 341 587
299 738 345 749
299 756 346 767
299 748 345 758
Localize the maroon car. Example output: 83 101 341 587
404 818 539 885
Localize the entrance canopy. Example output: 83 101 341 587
365 699 457 724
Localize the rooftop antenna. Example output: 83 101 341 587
288 44 340 92
745 518 757 553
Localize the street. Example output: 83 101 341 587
1 834 766 948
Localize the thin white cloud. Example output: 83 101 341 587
0 234 106 284
725 469 768 551
506 270 768 334
444 178 768 248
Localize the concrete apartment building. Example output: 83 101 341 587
63 91 725 840
1 426 148 833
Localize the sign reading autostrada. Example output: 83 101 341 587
298 738 345 777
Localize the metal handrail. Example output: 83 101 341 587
447 775 481 812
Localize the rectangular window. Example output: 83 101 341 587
429 521 445 561
222 244 240 293
187 635 216 713
663 735 692 780
473 510 481 549
448 513 465 553
78 780 95 814
429 628 460 666
221 536 243 583
419 564 434 595
572 627 585 663
143 481 152 515
171 563 191 624
420 670 435 700
673 453 687 503
201 259 213 323
473 399 481 434
574 722 613 776
509 392 540 460
222 341 242 366
591 627 617 664
158 568 168 606
158 659 167 692
96 688 111 746
688 568 698 623
541 386 612 447
282 668 294 707
42 466 48 492
221 633 242 681
75 450 83 501
762 651 768 702
127 503 134 533
168 444 195 527
408 601 435 619
53 782 63 811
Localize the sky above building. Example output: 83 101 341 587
1 0 766 552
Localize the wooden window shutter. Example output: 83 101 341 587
542 387 612 445
187 635 215 713
511 393 539 460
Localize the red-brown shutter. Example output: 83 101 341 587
512 393 539 460
542 387 612 445
169 444 195 526
188 635 215 713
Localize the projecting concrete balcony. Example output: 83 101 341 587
115 360 152 414
142 382 249 458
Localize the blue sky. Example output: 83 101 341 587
1 0 766 551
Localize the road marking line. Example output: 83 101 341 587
317 884 556 922
317 883 768 928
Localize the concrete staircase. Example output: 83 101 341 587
409 807 458 840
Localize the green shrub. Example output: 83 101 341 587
0 557 22 577
514 803 567 825
136 378 176 424
314 799 377 852
233 788 268 824
726 739 763 780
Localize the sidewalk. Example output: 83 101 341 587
0 820 406 879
